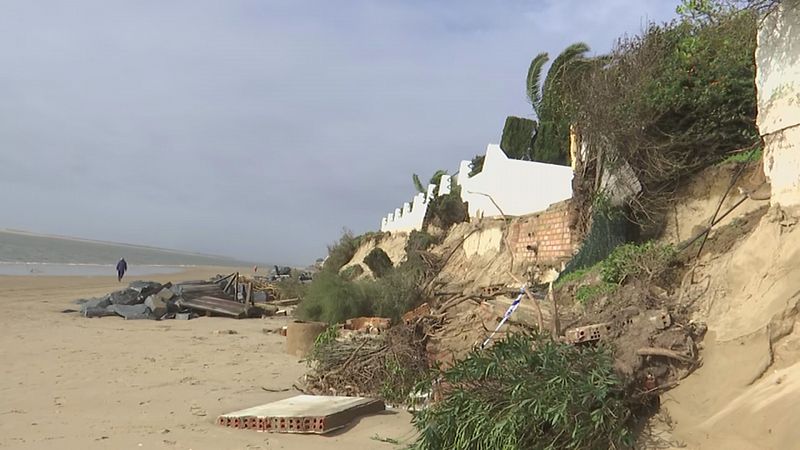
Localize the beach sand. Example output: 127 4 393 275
0 268 415 450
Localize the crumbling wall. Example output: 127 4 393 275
458 144 573 218
381 177 452 233
507 200 576 266
757 0 800 209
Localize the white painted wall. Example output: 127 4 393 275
381 176 452 233
381 144 573 232
458 144 573 218
757 1 800 208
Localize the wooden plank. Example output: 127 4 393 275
224 272 238 294
177 296 247 318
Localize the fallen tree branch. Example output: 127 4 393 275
636 347 694 364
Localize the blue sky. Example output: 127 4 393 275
0 0 680 265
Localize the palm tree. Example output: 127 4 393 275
412 169 448 194
526 43 591 165
527 43 590 116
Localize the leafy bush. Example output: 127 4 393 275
361 268 423 321
406 230 439 255
323 230 386 274
720 146 762 165
575 282 617 305
469 154 485 177
424 185 468 231
275 276 308 299
600 242 676 285
299 228 437 325
323 230 362 274
554 266 592 288
413 333 633 450
295 271 372 324
340 264 364 281
364 248 393 278
569 8 759 226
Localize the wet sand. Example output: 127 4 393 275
0 268 414 450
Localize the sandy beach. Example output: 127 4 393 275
0 268 414 450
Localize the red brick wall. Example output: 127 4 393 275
508 200 576 265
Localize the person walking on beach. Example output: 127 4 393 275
116 258 128 282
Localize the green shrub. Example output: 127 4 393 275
295 271 372 324
554 266 592 288
360 268 422 322
412 333 633 450
323 230 386 274
323 230 362 274
575 282 617 305
720 146 762 165
275 276 308 299
406 230 439 254
340 264 364 281
469 154 485 177
600 241 676 285
364 248 393 278
570 8 759 224
425 185 468 231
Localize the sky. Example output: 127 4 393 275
0 0 680 266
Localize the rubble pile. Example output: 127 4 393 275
75 272 286 320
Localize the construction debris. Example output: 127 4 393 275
72 272 296 321
217 395 384 434
301 323 432 404
344 317 391 334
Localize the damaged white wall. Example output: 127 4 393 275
381 175 452 233
381 144 572 233
457 144 573 218
757 0 800 208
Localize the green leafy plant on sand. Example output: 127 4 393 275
295 271 372 324
600 242 676 285
412 333 633 450
575 282 618 305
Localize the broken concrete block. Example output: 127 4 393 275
79 296 112 315
145 295 168 318
128 281 163 299
82 306 118 318
110 304 152 320
153 287 174 302
176 312 192 320
110 288 143 306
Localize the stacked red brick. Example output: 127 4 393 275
508 200 576 265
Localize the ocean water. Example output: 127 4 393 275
0 262 184 277
0 230 248 276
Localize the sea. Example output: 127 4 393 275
0 230 248 276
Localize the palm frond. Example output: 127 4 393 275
526 52 549 115
412 173 425 194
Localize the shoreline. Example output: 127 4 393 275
0 262 226 277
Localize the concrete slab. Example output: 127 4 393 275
217 395 385 434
